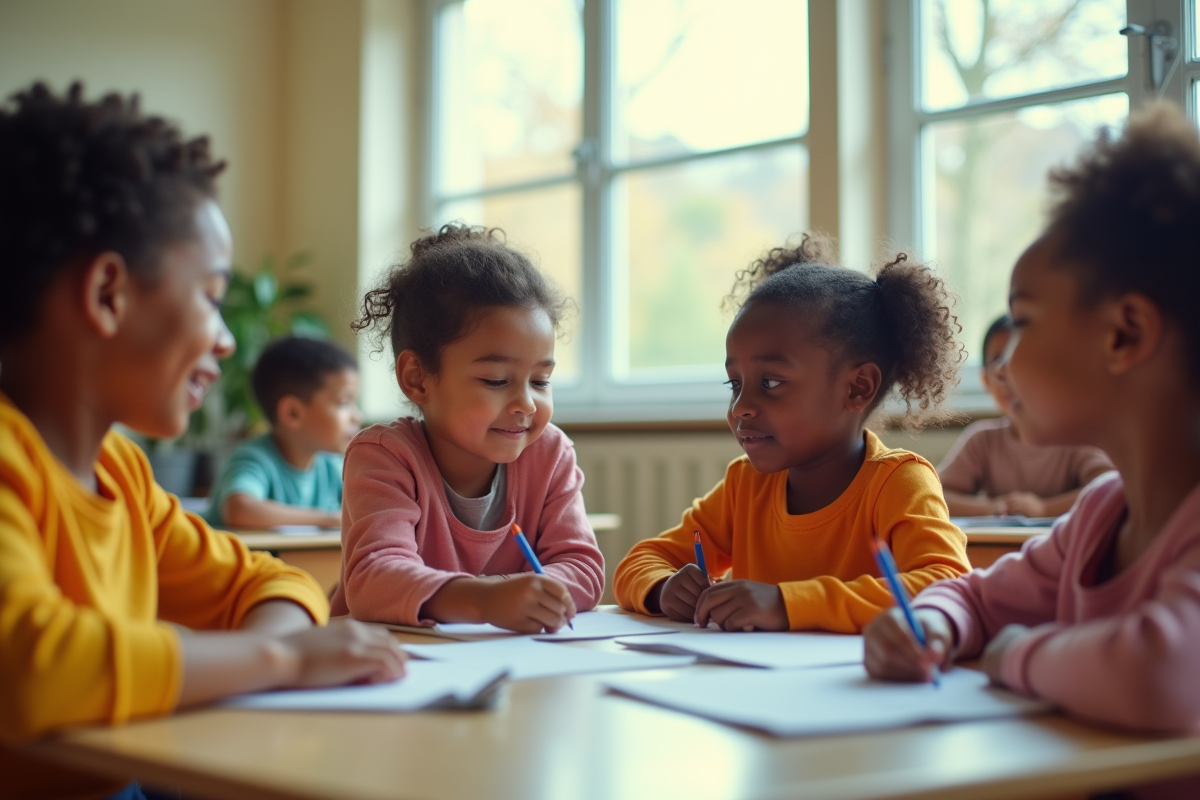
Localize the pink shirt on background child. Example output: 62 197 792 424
938 417 1112 499
916 472 1200 797
330 419 605 625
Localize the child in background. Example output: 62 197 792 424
865 105 1200 796
613 235 972 633
0 83 405 800
330 224 604 634
938 314 1112 517
207 336 361 529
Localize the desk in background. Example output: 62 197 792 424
34 628 1200 800
234 513 623 593
965 526 1050 569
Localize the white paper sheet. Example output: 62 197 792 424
616 631 864 669
220 661 507 712
606 664 1050 737
387 610 679 641
405 637 696 680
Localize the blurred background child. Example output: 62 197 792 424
939 314 1112 517
614 235 971 633
331 224 604 634
207 336 361 529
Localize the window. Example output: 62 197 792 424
429 0 809 421
890 0 1199 407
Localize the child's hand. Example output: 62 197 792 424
693 580 788 631
980 623 1030 686
864 607 955 682
656 564 711 622
994 491 1046 517
483 574 577 633
280 619 408 688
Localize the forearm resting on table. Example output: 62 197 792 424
1039 489 1081 517
223 493 340 529
420 577 493 623
177 630 299 707
240 599 317 635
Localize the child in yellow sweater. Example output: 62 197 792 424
614 236 972 633
0 83 405 800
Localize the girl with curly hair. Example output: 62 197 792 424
331 224 604 633
614 233 972 633
867 103 1200 789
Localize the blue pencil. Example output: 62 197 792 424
510 523 573 630
871 538 941 687
693 530 709 580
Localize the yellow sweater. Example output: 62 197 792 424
614 431 970 633
0 395 329 799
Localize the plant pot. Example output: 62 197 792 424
146 450 199 497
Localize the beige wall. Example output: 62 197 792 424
0 0 416 358
0 0 288 270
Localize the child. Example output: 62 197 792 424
939 314 1112 517
207 336 361 529
864 105 1200 793
613 234 972 633
329 224 604 634
0 83 405 800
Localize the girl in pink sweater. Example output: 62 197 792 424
865 104 1200 793
330 224 604 632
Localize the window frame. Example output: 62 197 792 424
887 0 1198 412
421 0 812 424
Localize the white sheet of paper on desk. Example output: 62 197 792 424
220 661 507 712
616 631 864 669
605 664 1050 737
405 637 695 681
386 610 679 641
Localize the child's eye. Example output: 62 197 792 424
724 379 741 392
761 378 782 390
531 380 551 389
481 379 507 388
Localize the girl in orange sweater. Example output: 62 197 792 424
614 236 972 633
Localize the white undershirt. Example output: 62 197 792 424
441 463 508 531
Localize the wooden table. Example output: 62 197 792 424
33 629 1200 800
234 514 623 594
964 526 1050 570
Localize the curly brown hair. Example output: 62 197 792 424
354 223 572 373
1046 102 1200 379
731 233 964 427
0 81 225 343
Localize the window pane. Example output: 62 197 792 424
924 94 1127 366
613 147 808 380
612 0 809 164
437 184 582 385
436 0 582 195
920 0 1126 112
1195 1 1200 59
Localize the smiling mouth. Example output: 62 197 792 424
737 430 773 446
490 427 530 439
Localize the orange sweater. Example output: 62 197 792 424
614 431 970 633
0 395 329 800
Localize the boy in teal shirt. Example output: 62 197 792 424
208 337 361 529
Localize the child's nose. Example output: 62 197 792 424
213 316 235 360
730 389 756 417
511 385 536 415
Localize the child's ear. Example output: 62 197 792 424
81 251 131 338
845 362 882 412
277 395 306 430
1106 292 1163 376
396 350 431 407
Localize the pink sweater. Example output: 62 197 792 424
329 419 604 625
918 471 1200 735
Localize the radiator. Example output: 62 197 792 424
569 431 743 602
